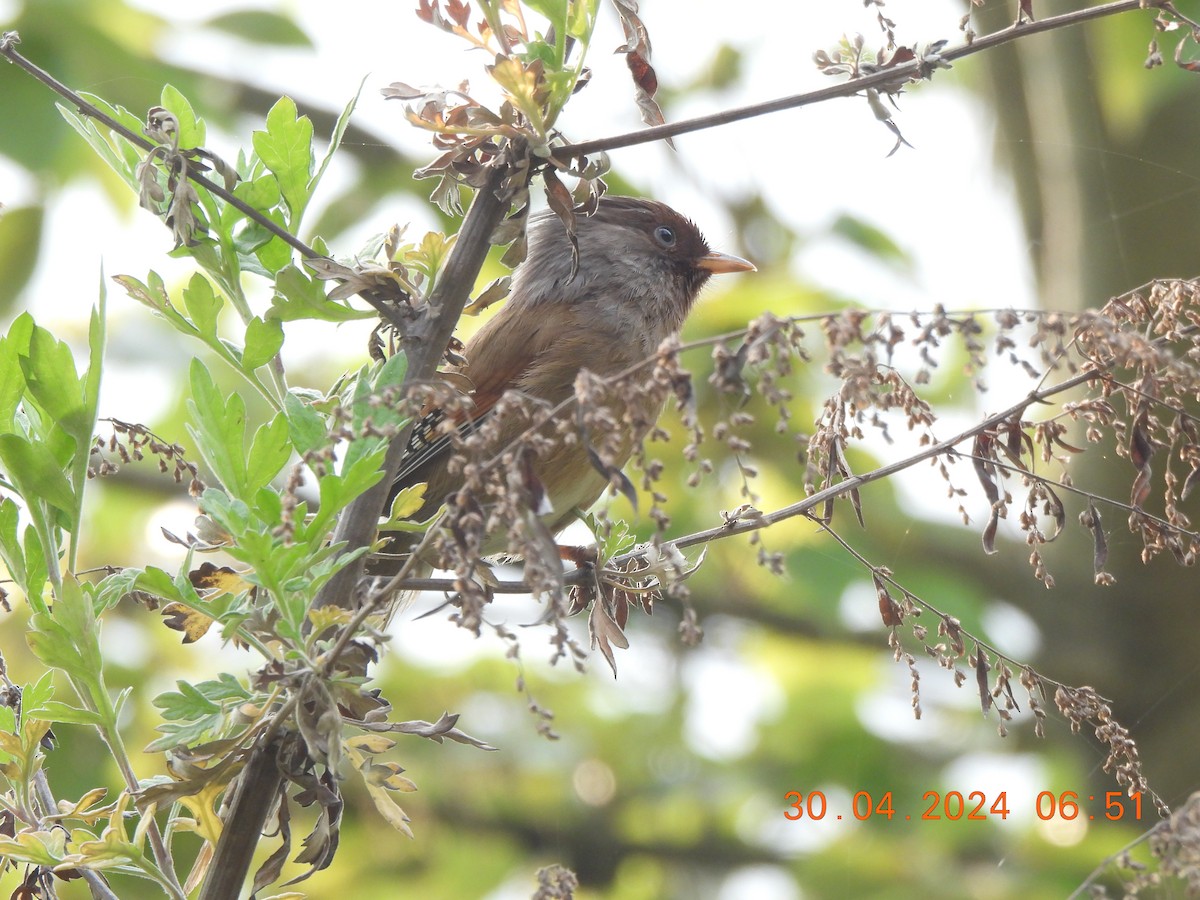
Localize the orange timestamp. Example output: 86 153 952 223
784 790 1145 822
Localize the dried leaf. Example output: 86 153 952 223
543 169 579 277
1182 465 1200 501
161 602 214 644
189 562 251 596
1129 412 1154 508
975 645 992 715
589 598 629 677
462 276 511 315
388 713 497 750
1083 500 1109 577
873 572 902 627
609 0 673 143
1175 30 1200 72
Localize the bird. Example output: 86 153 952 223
379 195 755 571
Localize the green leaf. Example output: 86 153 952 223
187 359 248 497
0 499 27 591
312 78 365 199
270 264 373 322
255 229 293 275
252 97 314 224
232 172 282 212
26 614 87 681
0 206 43 318
242 316 285 371
204 10 313 46
114 271 199 337
342 352 409 472
284 390 328 455
53 576 102 673
0 314 31 432
24 700 104 727
182 273 223 341
134 566 189 606
57 95 144 187
159 680 221 719
22 524 48 608
160 84 206 149
27 577 99 681
0 433 76 519
245 412 290 495
24 672 55 716
525 0 568 64
21 324 89 445
83 279 107 467
310 445 386 540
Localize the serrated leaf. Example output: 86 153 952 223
270 264 373 322
245 412 290 494
21 323 90 445
0 433 76 518
182 273 223 341
252 97 314 225
160 84 206 149
187 359 248 497
161 602 215 644
284 390 328 455
242 316 284 371
114 271 198 336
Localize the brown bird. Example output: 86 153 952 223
384 195 754 564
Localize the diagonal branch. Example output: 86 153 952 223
557 0 1154 158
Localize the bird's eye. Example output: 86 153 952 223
653 225 676 247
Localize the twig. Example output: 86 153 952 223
0 33 318 262
1066 819 1167 899
0 31 409 331
558 0 1153 158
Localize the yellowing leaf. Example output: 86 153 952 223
173 779 228 844
363 781 414 838
345 734 396 754
388 483 426 520
307 605 353 634
161 602 215 644
0 828 67 866
189 561 252 595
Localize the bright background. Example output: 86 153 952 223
2 0 1200 897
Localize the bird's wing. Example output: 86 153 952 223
390 303 576 492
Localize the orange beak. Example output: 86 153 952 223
696 249 756 275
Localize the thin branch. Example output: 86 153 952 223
0 31 410 331
0 33 319 262
557 0 1153 158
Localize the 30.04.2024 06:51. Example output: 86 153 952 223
784 790 1145 822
